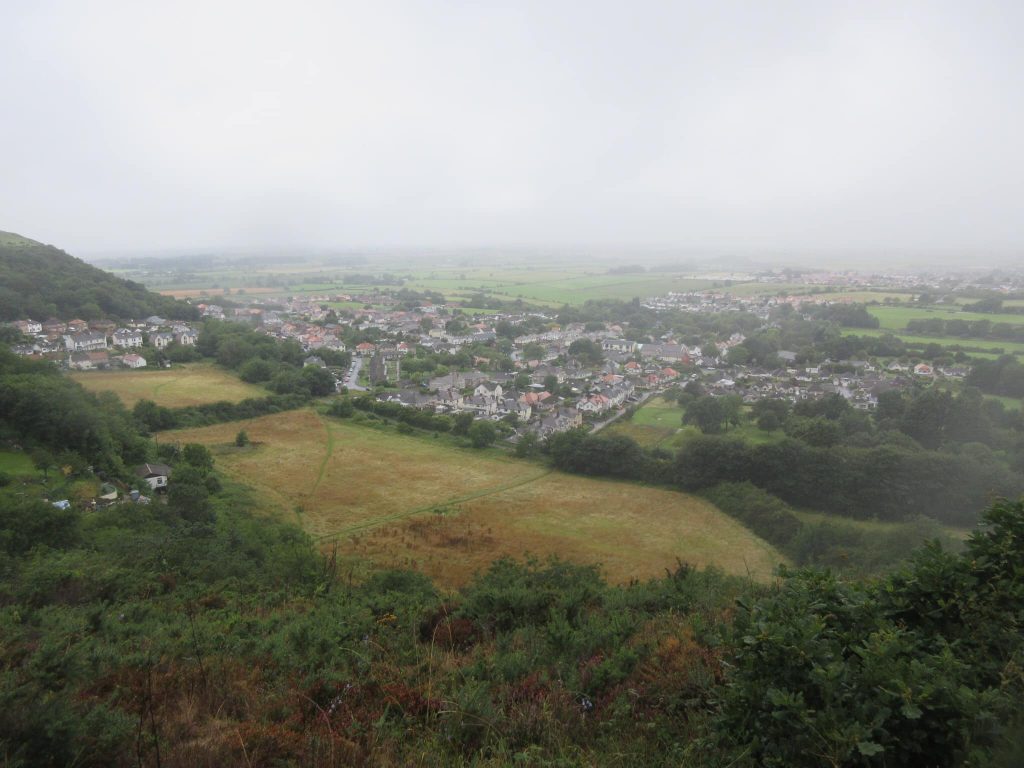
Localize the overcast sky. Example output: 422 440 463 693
2 1 1023 259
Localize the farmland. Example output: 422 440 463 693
867 305 1024 330
853 327 1024 356
71 362 266 408
122 259 740 307
168 409 786 587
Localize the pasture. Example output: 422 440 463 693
868 305 1024 331
168 409 786 587
853 327 1024 356
71 363 266 408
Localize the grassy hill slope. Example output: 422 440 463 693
0 230 197 321
169 409 787 586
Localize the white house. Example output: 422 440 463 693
112 328 144 348
63 331 108 352
134 463 171 492
150 332 174 349
122 353 147 369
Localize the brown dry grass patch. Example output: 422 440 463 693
158 287 279 298
169 409 786 588
71 363 266 408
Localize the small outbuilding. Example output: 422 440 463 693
134 462 172 492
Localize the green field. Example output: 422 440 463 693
868 305 1024 330
0 450 37 477
71 362 267 408
168 409 786 586
853 327 1024 355
985 394 1023 411
141 261 725 307
607 397 785 449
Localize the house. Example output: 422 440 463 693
42 318 66 336
473 382 504 402
66 318 88 332
577 393 612 413
64 330 108 352
385 390 435 409
134 463 171 492
355 342 377 356
519 390 552 408
304 355 326 368
913 363 934 377
602 338 637 354
68 350 111 370
150 332 174 349
463 394 498 416
112 328 144 348
175 330 198 345
122 353 147 369
13 319 42 335
641 342 688 362
500 397 532 421
436 388 465 410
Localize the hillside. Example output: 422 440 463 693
168 409 786 585
0 231 197 321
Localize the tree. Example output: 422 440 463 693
168 476 212 523
468 420 497 449
181 443 214 474
238 358 275 383
300 365 336 397
452 412 475 436
235 430 250 447
522 343 546 361
567 338 603 366
683 396 727 434
514 432 540 458
720 394 743 430
30 448 56 481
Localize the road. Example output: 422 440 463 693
343 356 367 391
589 388 661 433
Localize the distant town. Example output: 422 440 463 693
9 267 1023 444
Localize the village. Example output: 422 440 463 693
5 275 980 445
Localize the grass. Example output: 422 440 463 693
868 305 1024 330
168 409 786 587
608 398 786 449
70 362 267 408
791 508 970 541
985 394 1022 411
0 231 42 246
851 327 1024 355
0 451 37 477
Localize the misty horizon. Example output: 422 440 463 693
3 1 1024 260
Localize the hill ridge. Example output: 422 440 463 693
0 230 197 322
